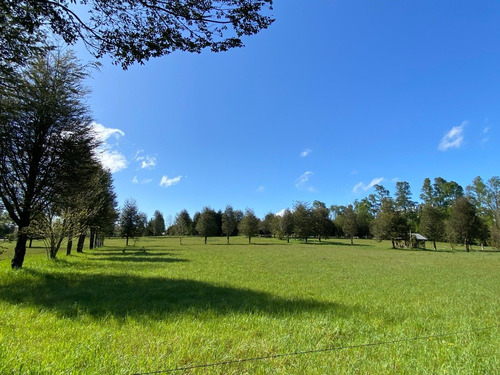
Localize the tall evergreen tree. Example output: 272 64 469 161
0 50 95 268
119 199 144 246
195 207 218 244
293 202 312 243
239 209 260 244
277 209 294 243
221 205 238 244
342 205 358 245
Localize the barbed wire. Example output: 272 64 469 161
133 324 499 374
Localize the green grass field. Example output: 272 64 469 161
0 237 498 374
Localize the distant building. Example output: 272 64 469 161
410 233 427 249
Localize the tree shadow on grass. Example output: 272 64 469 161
89 256 188 263
0 270 355 320
87 248 185 263
304 241 371 247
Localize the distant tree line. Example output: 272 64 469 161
118 176 500 252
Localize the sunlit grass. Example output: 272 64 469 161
0 237 498 374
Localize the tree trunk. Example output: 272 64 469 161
391 239 396 249
89 228 95 249
126 235 129 246
66 236 73 256
179 236 182 245
248 235 251 244
50 237 64 259
350 236 353 245
433 240 437 251
287 236 290 243
77 234 85 253
12 231 28 269
465 237 470 252
226 234 230 244
318 235 322 242
29 238 33 248
204 236 207 244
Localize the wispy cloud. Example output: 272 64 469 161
482 126 491 145
140 156 156 169
91 122 125 143
352 177 384 193
300 149 312 158
439 121 467 151
91 122 127 173
134 151 157 169
160 175 182 188
256 186 265 192
132 176 152 184
295 171 317 192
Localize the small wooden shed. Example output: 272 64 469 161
410 233 427 249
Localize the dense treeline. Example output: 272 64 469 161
123 177 500 251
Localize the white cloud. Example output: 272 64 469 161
351 169 359 175
256 186 265 192
132 176 139 184
140 156 157 169
276 208 287 217
91 122 125 143
438 121 467 151
483 126 490 134
160 175 182 188
91 122 127 173
352 177 384 193
295 171 317 192
98 150 127 173
300 149 312 158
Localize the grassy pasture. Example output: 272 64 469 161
0 237 498 374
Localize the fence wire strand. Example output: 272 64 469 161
133 324 499 374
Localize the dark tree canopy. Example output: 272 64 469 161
448 196 482 252
195 207 218 244
2 0 274 71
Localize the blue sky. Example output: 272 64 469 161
77 0 500 221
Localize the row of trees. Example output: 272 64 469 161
120 177 500 252
0 51 119 268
